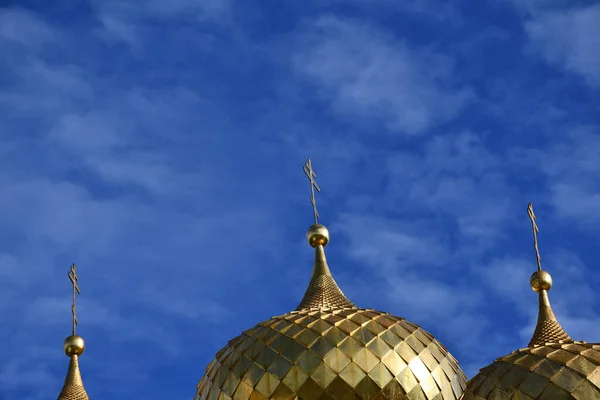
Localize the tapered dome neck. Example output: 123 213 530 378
58 351 89 400
295 224 355 310
527 270 572 347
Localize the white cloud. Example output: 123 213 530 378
292 15 473 134
524 4 600 87
500 0 571 14
510 126 600 224
497 0 600 86
1 62 93 114
1 19 207 195
0 179 130 251
328 0 463 22
93 0 233 45
382 131 514 247
49 109 198 195
0 7 57 47
336 214 450 270
97 0 233 20
0 6 283 398
0 359 56 393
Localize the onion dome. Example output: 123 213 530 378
58 264 90 400
461 203 600 400
194 159 467 400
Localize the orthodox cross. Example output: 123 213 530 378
303 158 321 224
68 264 81 336
527 202 542 271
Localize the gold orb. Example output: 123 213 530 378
307 224 329 247
64 335 85 356
530 270 552 292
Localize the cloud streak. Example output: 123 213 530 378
292 16 474 134
526 5 600 87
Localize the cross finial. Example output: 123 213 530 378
303 158 321 225
527 202 542 271
68 263 81 336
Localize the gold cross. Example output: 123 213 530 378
527 203 542 271
68 264 81 336
303 158 321 224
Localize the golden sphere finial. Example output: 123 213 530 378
307 224 329 247
64 335 85 357
530 270 552 292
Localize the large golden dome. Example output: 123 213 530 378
460 203 600 400
195 223 467 400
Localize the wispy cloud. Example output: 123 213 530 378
328 0 464 22
0 7 57 47
95 0 233 20
500 0 600 88
93 0 233 46
508 126 600 225
291 15 474 134
525 4 600 87
1 1 600 398
0 5 283 399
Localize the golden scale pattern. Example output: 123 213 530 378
296 275 355 310
461 342 600 400
57 357 90 400
57 385 90 400
196 307 467 400
528 320 571 347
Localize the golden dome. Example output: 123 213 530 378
460 203 600 400
195 224 467 400
460 268 600 400
461 342 600 399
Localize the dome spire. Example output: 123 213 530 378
295 158 355 310
526 203 571 347
58 263 90 400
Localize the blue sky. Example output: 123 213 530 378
1 0 599 399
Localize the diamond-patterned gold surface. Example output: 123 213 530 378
58 355 90 400
528 319 572 347
196 308 467 400
296 274 355 310
57 385 90 400
460 342 600 400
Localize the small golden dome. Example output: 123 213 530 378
64 335 85 357
459 204 598 400
461 342 600 399
195 224 467 399
461 266 590 400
